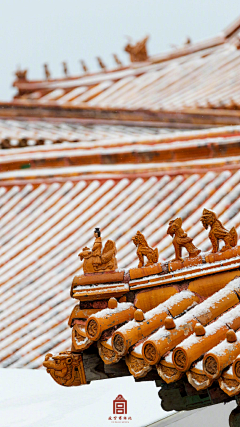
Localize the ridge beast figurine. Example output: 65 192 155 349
124 36 149 62
167 217 201 261
201 209 238 253
15 68 28 81
43 351 86 386
78 228 118 273
132 230 158 267
43 218 240 426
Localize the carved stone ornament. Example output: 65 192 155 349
43 351 86 386
200 208 238 253
124 36 149 62
167 218 201 261
132 231 158 268
78 228 118 274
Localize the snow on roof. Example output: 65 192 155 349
141 278 240 344
190 281 240 319
207 330 240 358
92 302 133 319
11 38 240 113
0 119 176 149
1 168 240 368
163 290 197 311
178 320 225 351
2 19 240 409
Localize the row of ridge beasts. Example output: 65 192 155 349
79 209 238 275
135 208 237 267
43 207 239 387
15 36 149 81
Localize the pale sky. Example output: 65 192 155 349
1 0 240 100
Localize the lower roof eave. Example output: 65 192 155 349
0 156 240 185
1 102 240 127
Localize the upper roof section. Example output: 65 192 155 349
8 16 240 121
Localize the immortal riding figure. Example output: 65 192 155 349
78 228 118 273
92 227 102 269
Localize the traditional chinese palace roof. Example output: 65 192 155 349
0 16 240 128
2 15 240 424
1 127 240 370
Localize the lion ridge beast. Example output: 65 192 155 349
200 209 238 253
132 231 158 268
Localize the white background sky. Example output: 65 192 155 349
1 0 240 100
0 369 236 427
